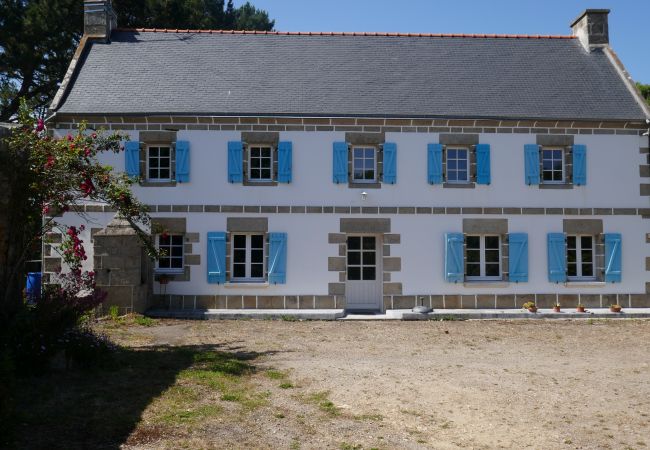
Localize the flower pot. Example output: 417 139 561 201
576 306 586 313
553 306 561 312
527 306 537 313
610 305 622 313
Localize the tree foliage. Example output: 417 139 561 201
0 0 274 121
637 82 650 106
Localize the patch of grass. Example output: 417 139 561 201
274 412 285 419
220 393 242 402
281 315 298 322
290 438 301 450
279 382 294 389
265 369 287 380
158 404 223 425
108 305 120 321
354 413 383 421
305 391 340 416
340 443 362 450
134 315 157 327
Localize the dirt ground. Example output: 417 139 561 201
91 318 650 450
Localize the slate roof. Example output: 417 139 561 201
54 30 647 120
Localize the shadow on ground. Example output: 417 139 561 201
5 343 274 449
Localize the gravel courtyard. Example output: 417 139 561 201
95 318 650 449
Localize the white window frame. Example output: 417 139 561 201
248 145 274 182
155 233 184 274
346 235 377 281
146 145 173 182
445 147 470 184
541 147 565 184
465 234 501 281
351 146 378 183
230 233 266 282
567 234 596 281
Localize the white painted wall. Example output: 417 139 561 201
51 128 649 298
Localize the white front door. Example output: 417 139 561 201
345 235 383 311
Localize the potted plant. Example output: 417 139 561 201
576 303 586 313
158 274 170 285
522 301 537 313
552 301 561 313
609 304 622 313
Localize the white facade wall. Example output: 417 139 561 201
51 127 650 306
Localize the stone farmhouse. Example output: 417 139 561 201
45 1 650 313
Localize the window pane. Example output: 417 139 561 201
348 267 360 280
261 157 271 169
348 237 360 250
251 264 264 278
159 235 170 246
485 250 500 263
362 237 375 250
582 264 593 277
364 169 374 179
251 250 264 263
567 249 577 264
485 264 500 277
159 169 169 179
447 171 457 181
160 147 170 157
233 264 245 278
261 169 271 179
261 147 271 158
250 169 260 179
581 236 592 248
159 257 170 268
363 251 375 266
458 159 467 170
485 236 499 249
567 236 576 248
171 258 183 269
466 236 480 248
567 263 577 277
448 149 456 158
251 148 261 157
543 171 553 181
581 250 592 263
365 148 374 159
353 149 363 158
353 169 363 180
543 160 552 170
251 235 264 248
234 235 246 248
466 249 480 263
234 249 246 263
466 264 480 277
251 158 260 168
172 246 183 257
448 160 457 170
362 267 376 280
348 251 360 265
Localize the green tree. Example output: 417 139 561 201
637 82 650 106
0 0 274 121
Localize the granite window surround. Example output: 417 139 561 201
346 132 385 189
241 132 280 186
225 217 270 285
563 219 605 282
462 219 509 283
439 134 478 188
537 135 576 190
151 217 200 282
138 131 178 187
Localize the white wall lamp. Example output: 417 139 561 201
361 191 368 201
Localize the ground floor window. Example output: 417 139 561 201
347 236 376 280
465 235 501 280
157 234 184 272
232 234 265 281
567 235 595 280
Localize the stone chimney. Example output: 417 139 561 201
570 9 610 51
84 0 117 41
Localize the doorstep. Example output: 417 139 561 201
147 308 346 320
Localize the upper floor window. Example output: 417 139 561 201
465 235 501 280
147 146 172 182
541 148 564 184
352 147 377 183
157 233 184 272
567 235 595 280
446 147 469 183
248 146 273 182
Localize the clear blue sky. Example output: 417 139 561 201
234 0 649 83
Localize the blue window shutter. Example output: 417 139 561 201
524 144 540 185
227 141 243 183
547 233 567 283
207 232 226 284
475 144 491 185
124 141 140 177
427 143 443 184
604 233 622 282
572 144 587 186
277 141 292 183
175 140 190 183
332 142 348 184
268 232 287 284
444 232 464 283
383 142 397 184
508 233 528 282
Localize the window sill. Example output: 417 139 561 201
141 181 177 187
243 181 278 187
539 183 573 190
463 281 509 288
564 281 606 288
443 182 476 189
224 282 270 288
348 182 381 189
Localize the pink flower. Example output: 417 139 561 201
36 119 45 132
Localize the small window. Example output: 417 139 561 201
147 146 172 182
541 148 564 183
248 146 273 182
347 236 376 281
352 147 377 183
446 147 469 183
465 235 501 280
567 235 595 280
157 234 184 272
231 233 265 281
